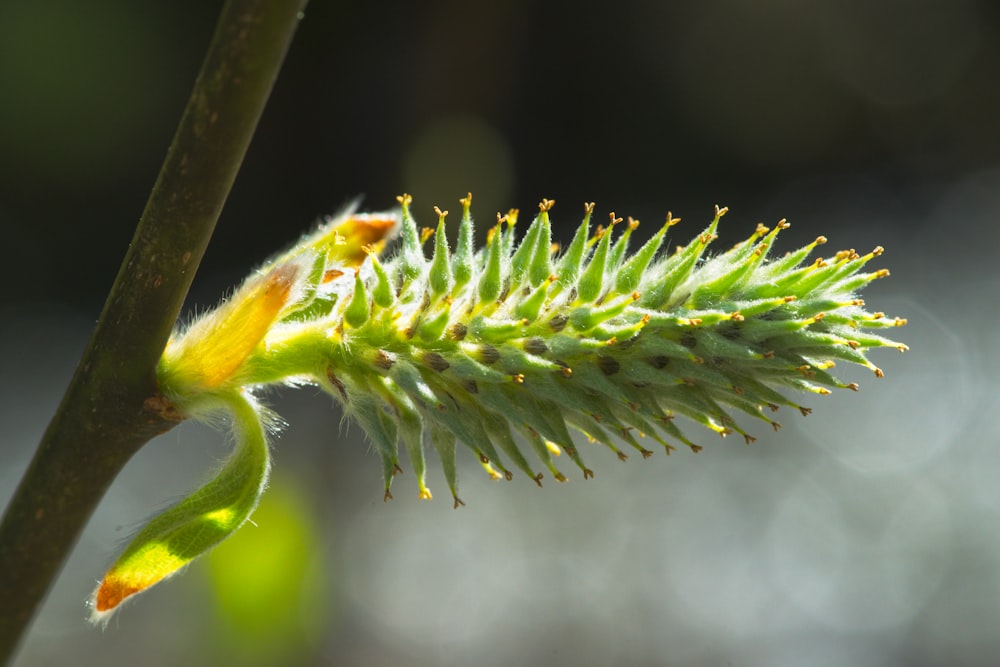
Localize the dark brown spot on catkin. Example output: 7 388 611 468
326 369 348 401
524 337 548 355
597 355 620 376
549 314 568 332
448 322 468 341
648 355 670 369
424 352 450 372
717 321 741 340
373 350 396 370
681 332 697 349
480 344 500 365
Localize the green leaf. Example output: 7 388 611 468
90 390 270 623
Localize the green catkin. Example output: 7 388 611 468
95 195 907 619
279 196 902 502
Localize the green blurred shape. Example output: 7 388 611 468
0 2 176 189
206 475 329 666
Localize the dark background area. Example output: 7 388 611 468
3 2 1000 666
2 0 998 311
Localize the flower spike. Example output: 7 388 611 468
94 195 906 620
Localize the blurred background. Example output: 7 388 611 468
2 1 999 665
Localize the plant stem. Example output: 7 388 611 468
0 0 308 662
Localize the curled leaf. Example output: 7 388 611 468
90 391 270 624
